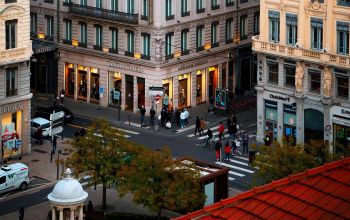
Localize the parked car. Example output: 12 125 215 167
34 105 74 124
31 117 51 137
0 163 30 194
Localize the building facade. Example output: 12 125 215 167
0 0 32 161
30 0 260 113
253 0 350 153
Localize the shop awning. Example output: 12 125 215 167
333 116 350 127
32 39 56 54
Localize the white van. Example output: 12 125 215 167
0 163 30 194
31 117 51 137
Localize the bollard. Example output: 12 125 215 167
128 113 131 125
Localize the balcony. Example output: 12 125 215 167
252 36 350 69
68 3 138 25
0 47 32 66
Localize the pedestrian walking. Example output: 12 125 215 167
232 121 238 140
175 108 180 127
35 126 43 145
52 135 57 154
53 92 58 106
242 132 249 155
180 110 186 128
87 200 94 211
140 105 146 127
199 118 205 136
60 89 65 106
18 206 24 220
150 107 155 127
224 142 231 161
184 108 189 126
228 122 234 140
194 116 201 135
218 121 225 140
231 139 237 156
214 140 222 162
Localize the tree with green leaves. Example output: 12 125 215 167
116 147 206 219
66 119 129 210
252 141 326 184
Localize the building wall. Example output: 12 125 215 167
0 0 33 160
253 0 350 152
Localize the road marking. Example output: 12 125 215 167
228 177 235 181
67 124 87 129
176 124 195 133
229 170 245 177
247 123 257 127
113 127 140 135
229 159 249 166
215 162 254 173
235 156 249 161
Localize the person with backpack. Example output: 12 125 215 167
224 142 231 162
218 121 225 140
215 140 222 162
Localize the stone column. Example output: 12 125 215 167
87 67 91 103
324 0 335 52
259 0 267 41
173 77 179 109
74 64 78 100
70 207 75 220
51 206 56 220
191 71 197 107
79 205 83 220
277 102 284 144
256 87 265 143
218 63 223 88
133 75 138 113
59 208 63 220
296 98 304 145
323 104 331 151
278 58 284 87
121 74 126 111
297 0 305 47
279 11 286 46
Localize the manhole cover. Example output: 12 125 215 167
32 149 47 154
31 159 39 162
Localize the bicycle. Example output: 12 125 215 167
197 135 215 147
231 139 242 156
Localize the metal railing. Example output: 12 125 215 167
68 3 139 25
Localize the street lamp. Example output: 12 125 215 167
37 32 45 40
72 39 79 47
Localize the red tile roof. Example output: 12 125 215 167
176 157 350 220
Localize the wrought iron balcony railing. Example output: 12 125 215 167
68 3 139 25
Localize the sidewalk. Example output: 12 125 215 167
32 94 255 135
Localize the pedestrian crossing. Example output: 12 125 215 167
215 156 256 182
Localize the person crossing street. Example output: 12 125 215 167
218 121 225 140
242 132 249 155
140 105 146 127
194 116 201 135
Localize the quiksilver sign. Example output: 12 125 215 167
269 94 290 102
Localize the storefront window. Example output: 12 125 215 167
109 72 122 106
178 74 190 109
265 100 278 141
196 70 205 104
283 103 296 145
77 66 88 100
1 111 22 160
125 74 134 111
208 66 218 104
65 64 75 96
137 77 145 108
333 123 350 154
90 69 100 103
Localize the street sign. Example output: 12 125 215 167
149 90 164 96
155 95 160 104
99 86 104 94
149 86 164 96
50 111 64 137
114 90 121 100
50 126 63 136
50 111 64 121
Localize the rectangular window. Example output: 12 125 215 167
6 20 17 49
6 67 18 97
337 76 349 98
311 18 323 50
5 0 17 3
196 25 204 51
211 0 220 10
30 13 37 36
94 25 102 50
226 18 233 43
80 0 87 6
166 0 173 20
96 0 102 8
253 12 260 35
337 21 349 55
240 15 248 40
284 63 296 87
64 19 72 44
286 14 297 46
337 0 350 7
79 22 87 47
309 70 321 93
109 28 118 53
111 0 118 11
181 29 189 55
44 0 53 3
127 0 134 13
46 16 54 39
126 31 135 55
269 11 280 43
165 32 174 59
226 0 234 7
211 22 219 47
181 0 190 16
196 0 205 13
142 33 150 59
268 61 279 84
142 0 148 18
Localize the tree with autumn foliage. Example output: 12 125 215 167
116 147 206 219
66 119 130 210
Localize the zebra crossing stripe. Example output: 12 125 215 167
235 156 249 161
228 170 245 177
114 128 140 135
215 161 254 173
229 159 249 166
228 177 235 181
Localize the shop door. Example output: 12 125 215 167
137 77 145 108
209 71 217 104
304 109 324 143
284 125 296 144
178 79 187 109
90 73 100 103
78 71 88 100
333 124 350 154
266 120 277 141
66 68 75 97
125 75 134 111
196 75 203 104
109 79 121 106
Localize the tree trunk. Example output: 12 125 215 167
157 208 161 220
101 183 107 210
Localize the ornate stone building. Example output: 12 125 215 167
0 0 32 161
30 0 260 113
253 0 350 152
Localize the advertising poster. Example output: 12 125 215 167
215 89 227 110
1 123 21 159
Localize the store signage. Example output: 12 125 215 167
113 90 121 100
283 103 296 115
265 100 277 110
269 94 291 102
34 45 56 54
341 109 350 115
215 89 227 110
109 63 144 73
99 86 105 94
1 103 22 114
178 60 208 71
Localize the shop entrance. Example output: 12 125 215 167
196 74 204 104
178 79 188 109
90 73 100 103
304 109 324 143
137 77 145 108
208 68 217 104
78 70 88 100
65 65 75 97
109 73 122 106
265 120 277 141
125 75 134 111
